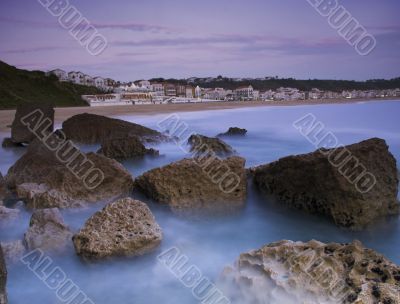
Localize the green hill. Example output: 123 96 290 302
0 61 102 109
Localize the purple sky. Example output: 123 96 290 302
0 0 399 81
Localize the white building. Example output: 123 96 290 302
274 87 303 101
93 77 106 89
309 88 323 99
235 85 254 100
253 90 260 100
47 69 68 81
151 83 165 96
83 75 94 86
261 90 274 101
186 86 194 98
195 86 202 98
68 71 85 85
138 80 151 89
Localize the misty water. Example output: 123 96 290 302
1 100 400 304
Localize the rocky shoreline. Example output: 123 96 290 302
0 104 399 304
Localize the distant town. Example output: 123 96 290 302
47 69 400 107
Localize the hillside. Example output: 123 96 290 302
0 61 102 109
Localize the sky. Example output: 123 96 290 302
0 0 399 81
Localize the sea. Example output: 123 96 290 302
1 100 399 304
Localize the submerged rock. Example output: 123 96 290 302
97 136 159 160
6 138 134 209
62 113 165 144
188 134 236 157
11 103 54 144
218 127 247 137
253 138 399 229
24 208 73 252
135 156 247 211
220 240 400 304
15 183 85 209
0 246 7 304
72 198 162 260
0 206 20 223
1 240 26 265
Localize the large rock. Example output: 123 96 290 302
0 247 6 304
6 138 134 209
253 138 399 229
220 240 400 304
97 136 159 160
72 198 162 260
217 127 247 137
2 138 24 148
24 208 73 252
11 103 54 144
135 156 247 211
188 134 236 157
0 173 9 201
1 240 26 265
62 113 165 144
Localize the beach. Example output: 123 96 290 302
0 97 398 133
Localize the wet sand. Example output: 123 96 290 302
0 98 398 133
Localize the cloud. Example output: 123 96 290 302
0 16 174 33
110 33 346 56
0 16 52 27
0 46 72 54
92 22 175 33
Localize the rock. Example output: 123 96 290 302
72 198 162 260
24 208 73 252
1 240 26 265
253 138 399 229
0 246 7 304
218 127 247 137
135 156 247 211
62 113 165 144
0 173 10 201
220 240 400 304
1 138 24 148
97 136 159 160
11 103 54 144
15 183 85 209
0 206 20 223
6 138 134 209
188 134 236 157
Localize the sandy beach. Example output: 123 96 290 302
0 97 398 133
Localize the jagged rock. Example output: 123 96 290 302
72 198 162 260
253 138 399 229
6 138 134 209
11 103 54 144
62 113 165 144
0 206 20 223
1 138 24 148
15 183 86 209
1 240 26 265
188 134 236 157
220 240 400 304
0 173 10 201
24 208 73 252
97 136 159 160
135 156 247 211
218 127 247 137
0 246 7 304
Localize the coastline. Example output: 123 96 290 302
0 97 398 133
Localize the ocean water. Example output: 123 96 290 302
1 100 399 304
